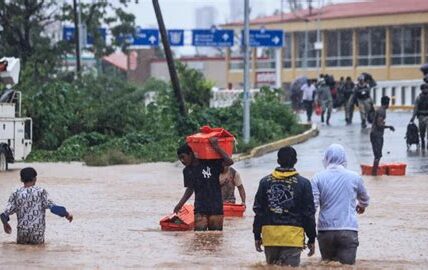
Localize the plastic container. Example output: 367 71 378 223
223 203 246 217
387 163 407 176
314 104 322 116
160 204 194 231
186 125 235 159
360 164 387 176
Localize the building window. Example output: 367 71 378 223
392 26 421 65
358 28 386 66
283 33 292 68
295 31 319 68
326 30 352 67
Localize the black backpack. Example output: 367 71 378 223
405 123 419 148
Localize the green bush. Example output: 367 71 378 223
23 64 305 165
84 149 138 166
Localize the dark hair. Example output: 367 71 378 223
277 146 297 168
20 167 37 183
421 83 428 90
177 143 193 156
381 96 390 106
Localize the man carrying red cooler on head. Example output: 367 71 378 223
174 136 234 231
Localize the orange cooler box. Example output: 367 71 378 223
387 163 406 176
360 164 387 176
186 126 235 159
160 204 194 231
223 203 246 217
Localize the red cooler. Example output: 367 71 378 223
186 126 235 159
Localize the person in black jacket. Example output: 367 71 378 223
253 146 316 267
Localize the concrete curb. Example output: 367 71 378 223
389 105 414 111
233 123 319 162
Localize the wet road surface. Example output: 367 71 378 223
0 110 427 269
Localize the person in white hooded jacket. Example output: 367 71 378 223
311 144 370 265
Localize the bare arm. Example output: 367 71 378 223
237 185 246 206
1 192 17 234
174 187 194 214
209 137 234 166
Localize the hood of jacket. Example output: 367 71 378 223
322 144 347 169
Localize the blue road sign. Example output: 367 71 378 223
133 28 159 46
246 29 284 47
192 29 234 47
117 28 159 46
168 29 184 46
62 27 106 45
63 26 75 41
87 28 107 45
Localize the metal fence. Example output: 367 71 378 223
210 80 423 108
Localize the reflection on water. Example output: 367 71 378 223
186 232 224 254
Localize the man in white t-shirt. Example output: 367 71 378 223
301 80 316 122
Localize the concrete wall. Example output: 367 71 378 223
127 49 156 85
150 59 228 88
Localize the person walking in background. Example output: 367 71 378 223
253 146 316 267
410 83 428 150
311 144 370 265
301 79 316 123
343 77 355 124
353 75 373 129
220 166 246 206
370 96 395 175
316 78 333 125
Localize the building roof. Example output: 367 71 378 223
224 0 428 26
150 56 264 63
102 51 137 71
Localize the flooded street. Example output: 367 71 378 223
0 111 427 269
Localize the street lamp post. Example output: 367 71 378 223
243 0 250 144
72 0 81 73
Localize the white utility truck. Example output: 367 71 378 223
0 57 32 171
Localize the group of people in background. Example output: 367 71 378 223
298 70 428 176
298 73 377 128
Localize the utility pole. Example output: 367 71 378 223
243 0 250 143
316 0 322 75
152 0 187 117
72 0 81 73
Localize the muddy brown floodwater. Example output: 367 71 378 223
0 161 427 269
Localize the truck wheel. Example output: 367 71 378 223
0 148 8 171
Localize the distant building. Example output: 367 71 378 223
151 57 228 88
229 0 244 22
223 0 428 88
195 6 218 56
102 49 156 85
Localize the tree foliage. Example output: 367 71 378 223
0 0 136 81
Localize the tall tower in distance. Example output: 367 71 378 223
229 0 244 22
195 6 218 56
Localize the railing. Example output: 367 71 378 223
209 80 422 108
372 80 421 107
210 88 260 108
